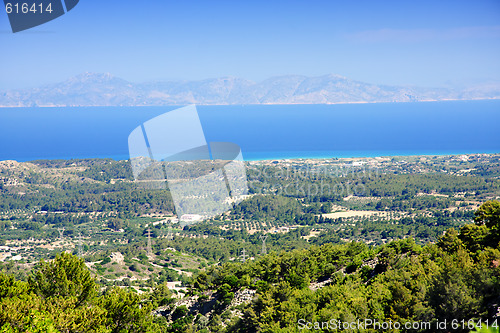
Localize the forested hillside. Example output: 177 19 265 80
0 155 499 332
0 201 498 332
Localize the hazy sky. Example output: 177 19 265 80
1 0 499 89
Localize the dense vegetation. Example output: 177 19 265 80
0 252 170 332
0 155 499 332
2 155 497 263
180 201 500 332
0 201 498 332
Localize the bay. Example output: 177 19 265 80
0 100 499 161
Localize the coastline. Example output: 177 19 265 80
242 150 500 162
1 97 499 108
1 150 497 164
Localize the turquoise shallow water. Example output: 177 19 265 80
0 100 499 161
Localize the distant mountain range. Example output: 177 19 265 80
1 72 500 107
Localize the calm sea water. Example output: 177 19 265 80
0 101 499 161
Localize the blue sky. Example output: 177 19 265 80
0 0 499 89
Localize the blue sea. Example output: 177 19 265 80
0 100 499 162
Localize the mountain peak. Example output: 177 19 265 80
67 72 127 84
323 73 348 80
